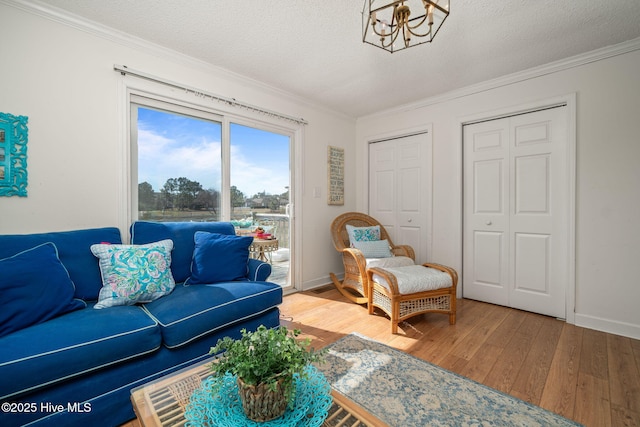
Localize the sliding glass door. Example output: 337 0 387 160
130 95 293 288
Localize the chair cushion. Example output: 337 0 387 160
372 265 452 294
346 224 380 246
130 221 235 283
0 304 160 400
141 282 283 348
186 232 253 285
353 239 392 258
90 240 176 309
366 256 414 269
0 243 86 338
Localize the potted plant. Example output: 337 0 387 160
209 325 326 422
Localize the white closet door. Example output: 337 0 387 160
369 133 431 263
463 118 510 306
463 107 569 318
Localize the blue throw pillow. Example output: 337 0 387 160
90 240 176 309
187 232 253 285
129 221 236 283
0 243 86 338
352 239 393 258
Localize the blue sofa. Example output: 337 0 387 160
0 221 283 427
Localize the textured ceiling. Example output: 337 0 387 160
32 0 640 117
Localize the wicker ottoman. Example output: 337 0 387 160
367 263 458 334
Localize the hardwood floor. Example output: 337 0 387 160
122 287 640 427
279 286 640 427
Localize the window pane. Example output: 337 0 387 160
136 107 222 222
230 123 291 286
229 123 290 220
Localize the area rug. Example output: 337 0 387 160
315 333 582 427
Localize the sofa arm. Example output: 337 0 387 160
248 258 272 281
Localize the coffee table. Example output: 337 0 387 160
131 358 387 427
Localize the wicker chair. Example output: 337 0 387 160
329 212 415 304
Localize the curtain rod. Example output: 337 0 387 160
114 64 308 125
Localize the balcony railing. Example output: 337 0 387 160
253 213 289 249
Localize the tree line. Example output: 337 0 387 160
138 177 287 212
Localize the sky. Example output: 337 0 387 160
137 107 290 198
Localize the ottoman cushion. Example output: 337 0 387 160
366 256 414 269
372 265 452 294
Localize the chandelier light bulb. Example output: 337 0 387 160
380 19 389 35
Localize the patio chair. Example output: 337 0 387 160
329 212 415 304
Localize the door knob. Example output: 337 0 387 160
408 219 412 223
486 221 492 226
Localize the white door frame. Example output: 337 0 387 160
362 124 434 262
454 94 577 324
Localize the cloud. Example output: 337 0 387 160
137 128 288 197
230 144 289 197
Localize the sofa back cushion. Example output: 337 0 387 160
0 227 122 300
130 221 235 283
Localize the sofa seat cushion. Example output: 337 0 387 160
142 282 283 348
0 304 160 400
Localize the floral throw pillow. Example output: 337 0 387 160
90 239 175 309
346 224 381 247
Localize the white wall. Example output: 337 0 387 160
0 3 355 290
356 44 640 339
3 2 639 339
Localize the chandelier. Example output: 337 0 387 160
362 0 450 53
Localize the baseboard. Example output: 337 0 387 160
574 313 640 340
301 275 338 292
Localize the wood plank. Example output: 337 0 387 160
631 337 640 377
482 312 544 394
449 303 508 361
539 323 583 420
406 300 486 365
574 372 611 427
610 403 640 427
438 353 468 373
484 309 526 348
580 328 609 379
607 334 640 414
456 342 503 384
510 316 564 404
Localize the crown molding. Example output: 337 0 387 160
2 0 353 122
360 36 640 120
5 0 638 122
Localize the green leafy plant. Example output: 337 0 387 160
209 325 326 407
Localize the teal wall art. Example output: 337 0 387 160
0 112 28 197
